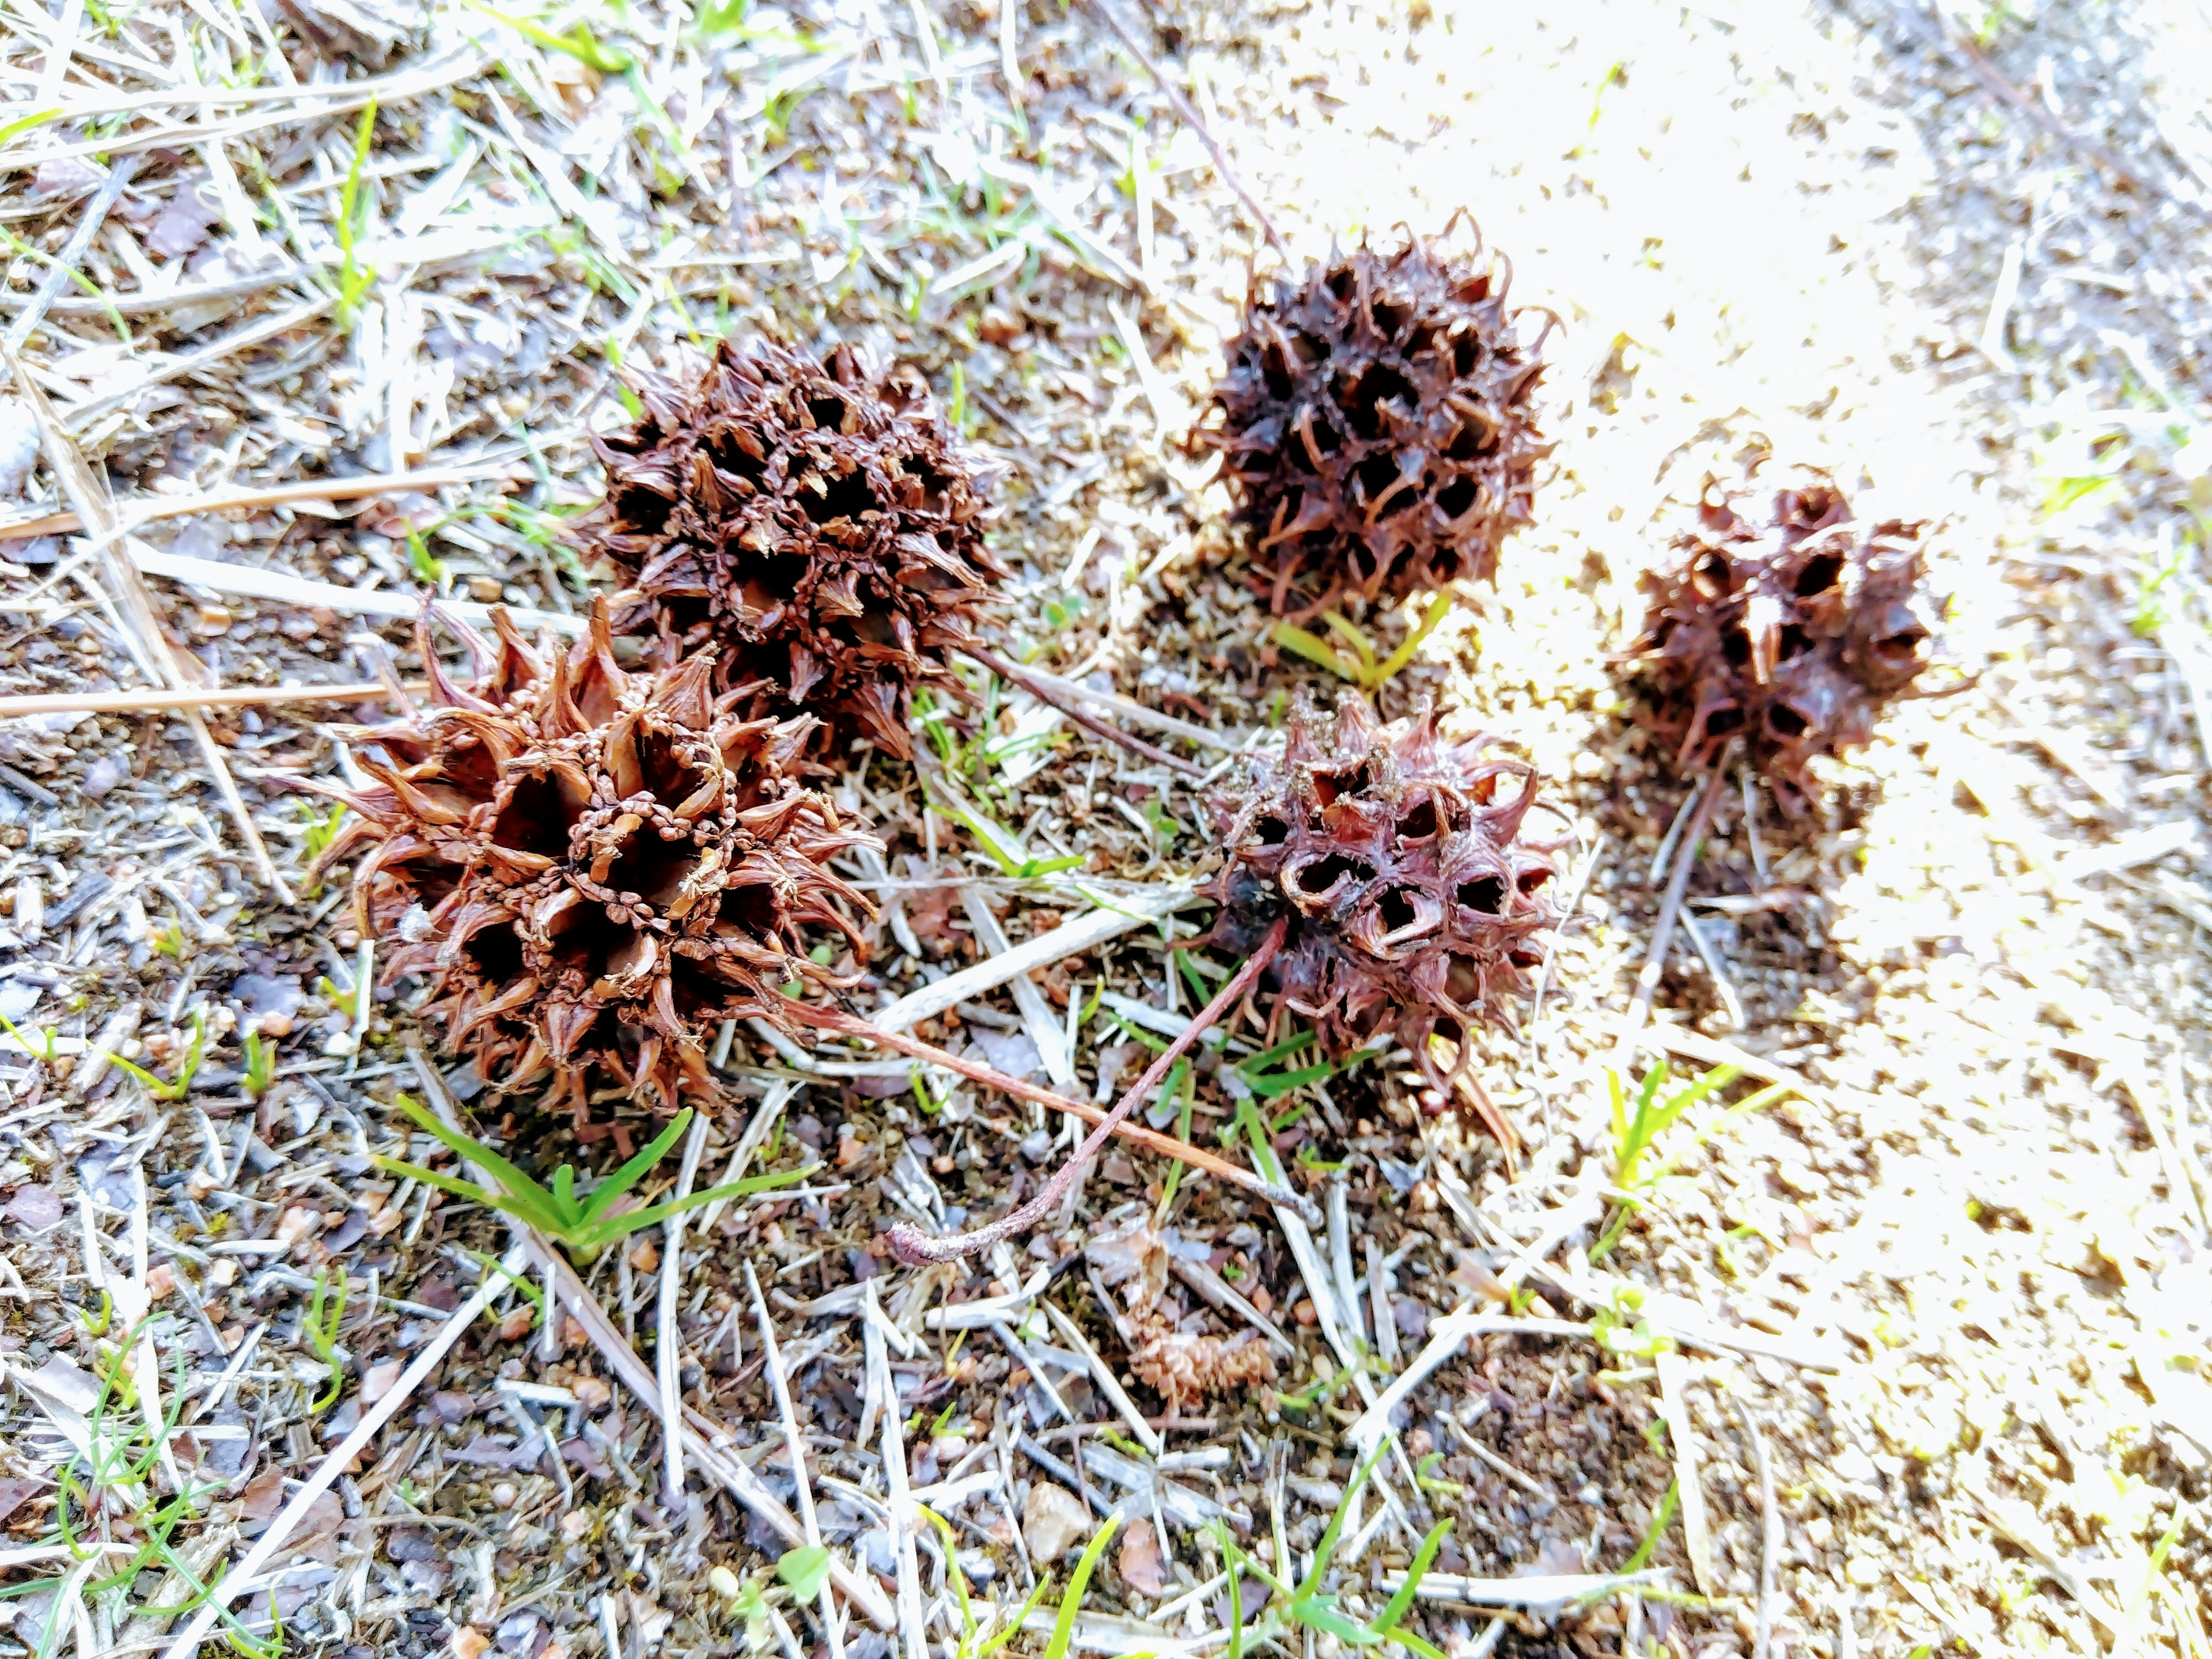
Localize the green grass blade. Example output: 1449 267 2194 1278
1296 1445 1385 1600
1374 1519 1452 1634
581 1164 820 1246
1272 622 1358 681
577 1107 694 1226
1363 592 1455 689
1042 1513 1120 1659
389 1095 549 1212
1623 1480 1679 1572
370 1156 546 1225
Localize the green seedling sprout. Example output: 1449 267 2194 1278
333 99 378 330
1041 1512 1121 1659
0 1007 58 1065
776 1544 831 1600
317 974 362 1022
1272 592 1455 692
373 1097 816 1262
107 1009 207 1102
241 1030 276 1099
1210 1448 1452 1659
1593 1061 1792 1260
302 1268 348 1411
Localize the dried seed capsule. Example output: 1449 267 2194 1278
570 335 1004 759
323 601 877 1130
1206 230 1551 613
1628 474 1944 811
1200 692 1560 1084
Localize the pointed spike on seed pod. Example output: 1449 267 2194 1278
649 647 720 730
335 580 882 1132
565 334 1004 759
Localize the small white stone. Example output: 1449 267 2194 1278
1021 1481 1092 1563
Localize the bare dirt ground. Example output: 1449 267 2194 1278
0 2 2207 1659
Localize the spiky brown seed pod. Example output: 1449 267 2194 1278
323 603 877 1130
1628 475 1942 811
1200 694 1559 1084
1206 233 1550 613
570 335 1006 758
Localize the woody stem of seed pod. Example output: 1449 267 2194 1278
1611 741 1740 1071
777 995 1319 1221
958 642 1207 780
880 914 1289 1265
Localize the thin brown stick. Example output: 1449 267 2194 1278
781 998 1316 1220
1084 0 1289 259
0 464 520 543
1612 753 1734 1069
878 914 1289 1263
0 680 421 719
959 641 1205 779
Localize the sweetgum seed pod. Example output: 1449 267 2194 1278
1200 691 1560 1088
570 335 1005 759
322 600 877 1130
1206 230 1551 613
1629 474 1944 812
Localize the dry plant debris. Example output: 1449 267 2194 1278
330 603 873 1127
1627 474 1945 809
1202 692 1558 1082
1206 233 1550 613
0 0 2206 1657
572 336 1005 759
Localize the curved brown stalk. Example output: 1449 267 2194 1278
779 997 1317 1221
878 914 1289 1265
959 642 1206 780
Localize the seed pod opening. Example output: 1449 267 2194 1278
570 335 1005 759
1206 232 1551 614
324 602 878 1130
1200 692 1560 1086
1629 474 1944 811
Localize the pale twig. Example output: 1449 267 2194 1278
960 642 1206 778
0 463 528 543
866 888 1199 1032
748 1263 846 1659
1346 1310 1593 1456
1733 1392 1780 1659
1082 0 1288 258
65 293 335 431
131 543 587 636
1 47 493 172
0 345 291 902
786 1002 1300 1209
658 1111 710 1505
877 915 1288 1264
1654 1351 1717 1600
1044 1301 1162 1456
2 153 138 351
154 1244 525 1659
870 1290 929 1659
957 881 1074 1088
694 1078 797 1236
0 680 414 719
1613 752 1736 1069
971 656 1237 753
1678 913 1745 1029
